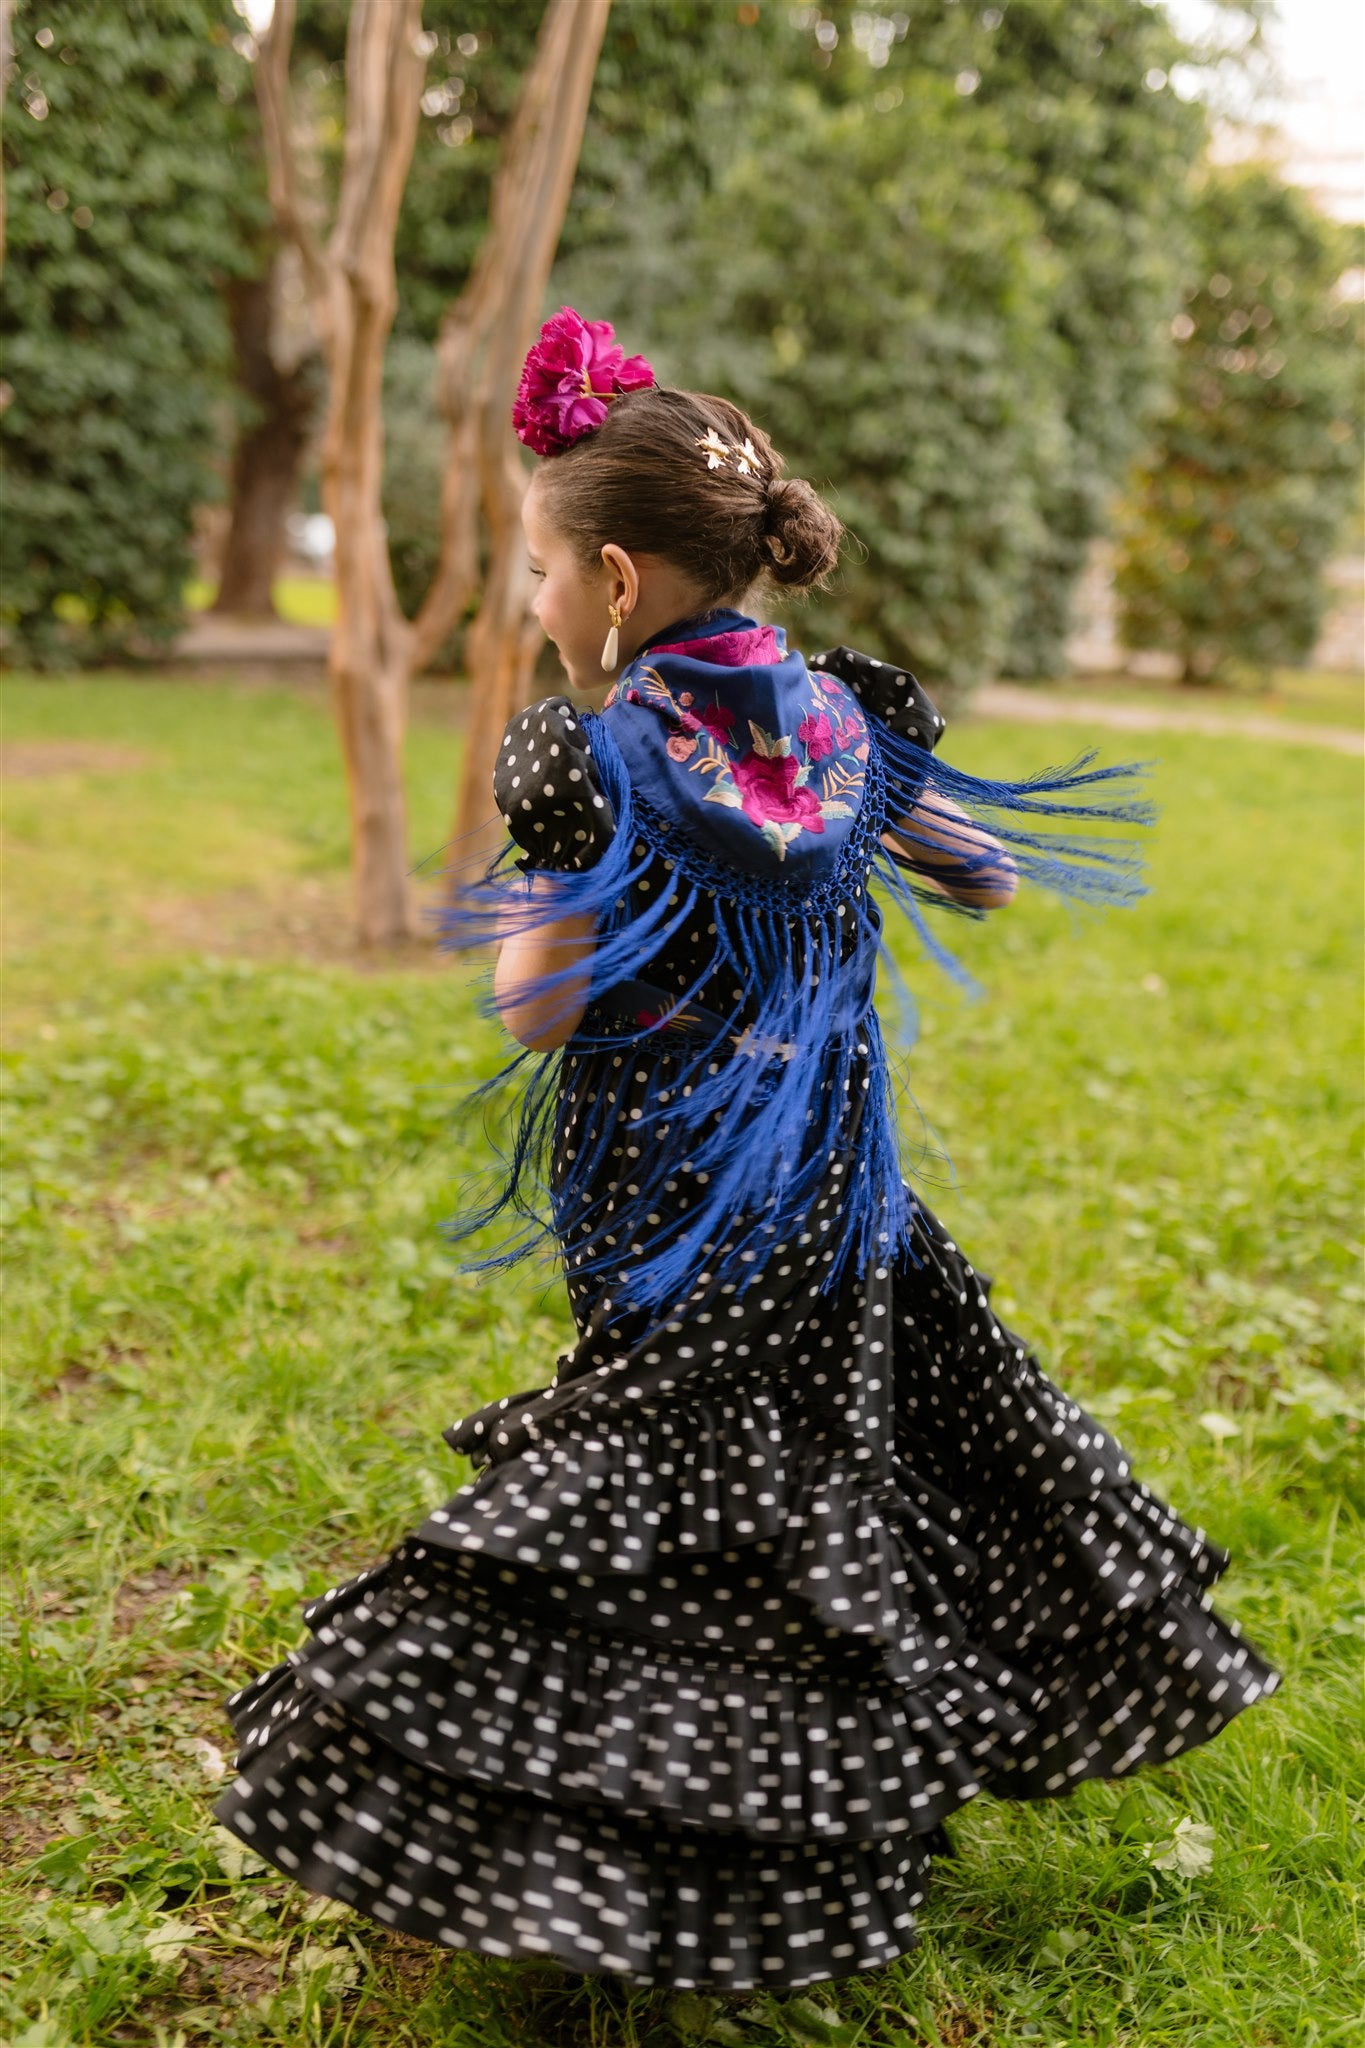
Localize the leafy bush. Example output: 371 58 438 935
0 3 259 664
674 79 1065 687
1115 166 1364 684
554 0 1208 688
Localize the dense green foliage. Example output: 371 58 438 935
0 2 261 664
552 0 1210 686
338 0 1216 685
669 76 1068 685
10 2 1340 696
2 675 1361 2044
1115 166 1363 684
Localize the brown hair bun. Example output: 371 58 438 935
531 385 843 604
760 475 843 588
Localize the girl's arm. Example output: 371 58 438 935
882 791 1018 909
493 876 597 1051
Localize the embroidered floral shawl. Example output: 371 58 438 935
439 609 1153 1325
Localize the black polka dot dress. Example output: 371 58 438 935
215 672 1279 1993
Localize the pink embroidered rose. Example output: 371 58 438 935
678 701 736 743
833 718 862 752
512 306 654 457
732 749 825 832
665 732 698 761
798 709 834 761
699 702 737 741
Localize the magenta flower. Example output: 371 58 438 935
699 702 737 741
678 701 736 744
512 306 655 456
797 709 834 761
732 750 825 833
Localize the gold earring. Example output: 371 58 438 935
600 599 624 672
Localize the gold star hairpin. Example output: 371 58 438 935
696 429 732 470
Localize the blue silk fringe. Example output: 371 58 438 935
434 707 1155 1327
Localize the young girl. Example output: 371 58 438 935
215 309 1277 1993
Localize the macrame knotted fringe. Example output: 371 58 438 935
433 706 1155 1328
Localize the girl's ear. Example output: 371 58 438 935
600 542 640 616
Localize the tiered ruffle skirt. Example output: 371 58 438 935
216 1202 1277 1990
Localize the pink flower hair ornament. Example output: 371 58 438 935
512 306 655 457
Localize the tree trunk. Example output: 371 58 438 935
212 263 320 618
417 0 612 870
255 0 424 946
321 0 425 944
452 442 544 876
0 0 13 273
252 0 610 940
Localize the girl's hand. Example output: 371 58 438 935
882 793 1018 909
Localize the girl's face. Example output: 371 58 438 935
522 479 620 694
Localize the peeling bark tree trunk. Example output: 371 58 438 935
407 0 612 876
253 0 609 939
256 0 424 945
318 3 424 945
213 259 321 618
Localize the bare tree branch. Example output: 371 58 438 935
414 0 612 875
253 0 330 348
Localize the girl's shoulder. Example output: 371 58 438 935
807 646 946 752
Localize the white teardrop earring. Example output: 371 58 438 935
600 599 624 672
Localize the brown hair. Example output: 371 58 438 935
530 385 843 604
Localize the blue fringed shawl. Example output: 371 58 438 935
437 616 1154 1324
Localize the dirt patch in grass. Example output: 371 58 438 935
136 873 455 972
1 740 156 779
932 2005 997 2046
113 1567 198 1636
112 1948 282 2046
0 1758 76 1863
40 1360 106 1401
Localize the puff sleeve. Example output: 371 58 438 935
493 696 617 873
808 645 946 753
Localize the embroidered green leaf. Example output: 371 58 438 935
703 784 745 809
761 819 790 860
821 800 855 819
748 719 784 758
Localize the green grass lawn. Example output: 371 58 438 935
1003 667 1362 733
2 675 1361 2048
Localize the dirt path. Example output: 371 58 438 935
972 682 1362 756
164 618 1362 755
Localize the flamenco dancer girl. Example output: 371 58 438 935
215 309 1277 1992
